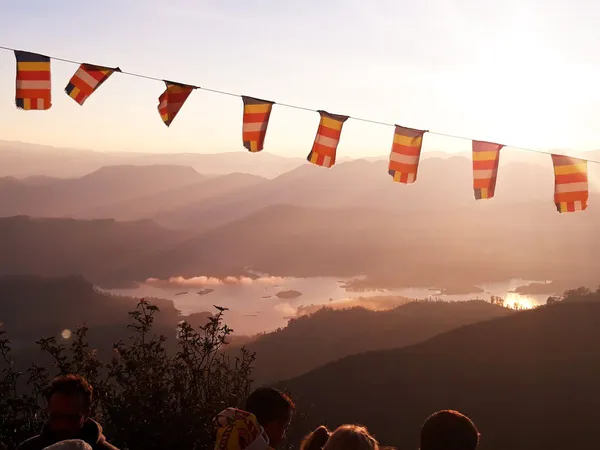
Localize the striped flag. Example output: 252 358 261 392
307 111 349 168
472 140 504 199
158 81 195 127
65 64 120 105
242 96 274 152
388 126 427 183
552 154 588 213
14 50 51 110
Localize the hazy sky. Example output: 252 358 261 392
2 0 600 157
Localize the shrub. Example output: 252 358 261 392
0 300 255 450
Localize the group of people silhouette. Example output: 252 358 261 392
18 375 480 450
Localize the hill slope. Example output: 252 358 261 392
241 301 512 384
112 198 600 290
84 172 266 222
0 165 204 218
279 301 600 450
0 216 185 285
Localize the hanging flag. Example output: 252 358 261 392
158 81 195 127
242 96 274 152
14 50 51 110
551 154 588 213
65 64 120 105
388 126 427 184
472 140 504 199
307 111 349 168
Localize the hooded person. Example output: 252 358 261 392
214 408 271 450
18 375 118 450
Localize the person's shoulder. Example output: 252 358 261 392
96 440 119 450
17 435 43 450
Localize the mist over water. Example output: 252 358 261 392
104 276 548 335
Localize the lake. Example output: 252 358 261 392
104 276 550 335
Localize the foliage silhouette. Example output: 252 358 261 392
0 300 255 450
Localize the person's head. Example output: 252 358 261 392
45 375 93 439
43 440 93 450
420 410 479 450
244 388 295 448
301 426 330 450
323 425 379 450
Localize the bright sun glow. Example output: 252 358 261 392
504 293 536 310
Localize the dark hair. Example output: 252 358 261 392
301 426 330 450
244 387 295 425
45 375 93 409
420 410 479 450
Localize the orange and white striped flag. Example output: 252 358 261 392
307 111 348 168
14 50 51 110
242 96 274 152
551 155 588 213
388 126 427 183
65 64 120 105
472 141 504 199
158 81 195 127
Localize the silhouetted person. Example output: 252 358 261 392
244 387 295 449
322 425 379 450
420 410 479 450
18 375 118 450
301 426 330 450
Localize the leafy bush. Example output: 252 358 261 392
0 300 255 450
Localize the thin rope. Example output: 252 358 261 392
2 45 600 165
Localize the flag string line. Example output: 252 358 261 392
2 44 600 165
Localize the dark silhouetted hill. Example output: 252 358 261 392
0 216 186 285
0 275 225 369
236 301 512 384
0 275 180 340
278 300 600 450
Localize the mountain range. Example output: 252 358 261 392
1 198 599 292
2 151 600 231
0 140 303 179
1 142 599 293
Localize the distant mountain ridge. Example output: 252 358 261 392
0 165 205 217
0 140 304 179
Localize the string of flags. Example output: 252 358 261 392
1 46 597 214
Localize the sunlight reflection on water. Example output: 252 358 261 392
104 277 549 335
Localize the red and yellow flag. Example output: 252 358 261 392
158 81 195 127
242 96 274 152
14 50 51 110
472 140 504 199
551 155 588 213
307 111 349 168
388 126 427 183
65 64 120 105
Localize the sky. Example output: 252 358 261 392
2 0 600 158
